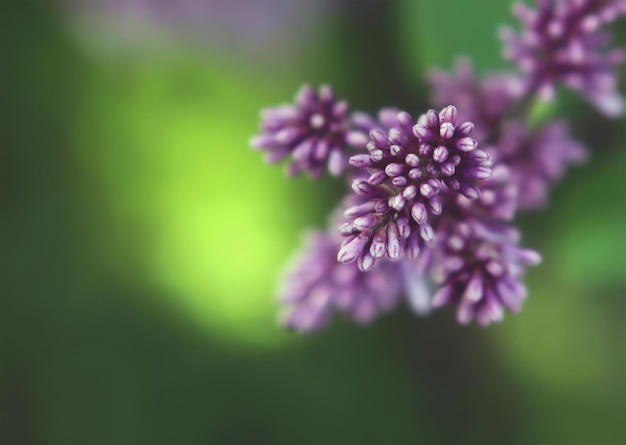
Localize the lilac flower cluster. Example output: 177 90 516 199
431 220 542 325
280 231 402 332
500 0 626 115
250 0 625 332
338 106 491 271
250 84 350 178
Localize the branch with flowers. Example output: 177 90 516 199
250 0 626 332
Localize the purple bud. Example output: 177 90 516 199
426 162 439 177
370 130 388 148
397 111 414 133
467 149 490 161
408 168 422 180
337 235 368 263
440 162 456 176
369 227 387 258
433 145 449 163
357 251 375 272
313 139 329 161
445 176 460 190
464 273 484 302
392 176 407 187
405 153 420 167
349 154 372 168
440 122 455 140
413 124 437 143
439 105 458 123
511 247 542 265
486 260 504 276
457 121 474 136
429 197 442 215
419 182 436 198
264 147 290 163
319 84 334 103
402 184 417 200
352 179 376 196
388 129 405 145
328 149 346 176
406 231 421 260
411 202 428 225
345 131 369 148
338 222 358 236
456 302 474 325
419 224 434 243
456 137 478 152
418 144 433 157
386 223 402 260
396 217 411 239
249 134 275 150
354 214 382 231
368 171 387 185
332 100 349 118
292 139 314 161
390 144 404 157
344 202 375 218
385 163 405 177
466 166 492 180
276 127 304 145
447 235 464 251
374 200 389 213
295 84 316 107
389 194 406 211
370 149 384 162
459 184 480 199
432 285 454 308
426 109 440 128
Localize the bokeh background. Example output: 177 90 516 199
2 1 625 443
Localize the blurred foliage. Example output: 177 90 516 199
397 0 512 75
1 1 625 444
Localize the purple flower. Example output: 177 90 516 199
454 163 520 221
279 231 402 332
500 0 626 116
430 219 542 326
250 84 350 178
428 58 521 143
486 120 587 210
337 106 492 271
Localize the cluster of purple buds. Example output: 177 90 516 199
250 0 624 332
337 106 492 271
250 84 351 178
501 0 626 116
280 231 402 332
431 220 542 326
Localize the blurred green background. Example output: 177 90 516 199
1 1 625 444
